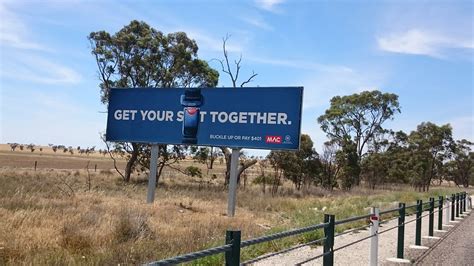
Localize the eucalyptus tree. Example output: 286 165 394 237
89 20 218 182
407 122 453 191
318 90 400 186
444 139 473 187
267 134 321 190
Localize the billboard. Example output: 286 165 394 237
106 87 303 150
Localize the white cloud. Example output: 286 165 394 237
0 2 81 85
240 16 273 31
0 2 49 51
377 29 473 58
255 0 286 12
1 54 82 85
249 56 354 73
248 55 383 110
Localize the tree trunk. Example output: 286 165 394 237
237 159 257 183
220 147 231 185
209 147 215 170
124 143 139 182
155 162 166 186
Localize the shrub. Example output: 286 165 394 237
253 175 277 185
59 223 92 252
185 166 202 178
113 210 154 243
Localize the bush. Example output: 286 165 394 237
59 223 92 252
253 175 277 185
113 210 154 243
185 166 202 178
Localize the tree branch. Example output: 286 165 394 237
240 71 258 87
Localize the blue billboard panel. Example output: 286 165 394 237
106 87 303 150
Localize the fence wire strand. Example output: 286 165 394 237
241 237 326 265
241 223 328 248
333 234 376 253
147 244 232 265
335 224 369 238
145 195 468 265
295 251 332 265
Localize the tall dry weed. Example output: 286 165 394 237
113 209 154 243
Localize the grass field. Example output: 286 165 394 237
0 146 470 265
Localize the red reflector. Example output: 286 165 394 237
370 215 379 220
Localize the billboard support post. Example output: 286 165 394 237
147 144 159 203
227 148 240 217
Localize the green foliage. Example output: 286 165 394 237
444 139 474 187
185 166 202 178
318 90 400 159
267 134 321 190
252 175 276 185
317 90 400 187
336 139 360 190
89 20 218 103
319 143 339 190
406 122 453 191
89 21 219 182
361 152 389 189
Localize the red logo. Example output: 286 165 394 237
265 136 282 144
186 107 198 115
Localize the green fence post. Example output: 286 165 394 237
438 196 443 230
397 203 406 259
415 200 422 245
462 193 465 212
323 214 335 266
460 193 464 215
225 230 241 266
456 193 460 218
462 192 465 213
451 194 455 221
464 192 467 212
429 197 434 236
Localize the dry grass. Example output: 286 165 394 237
0 168 270 265
0 153 470 265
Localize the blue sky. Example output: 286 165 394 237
0 0 473 154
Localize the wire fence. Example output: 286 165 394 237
145 192 471 266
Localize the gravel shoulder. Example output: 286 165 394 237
416 211 474 266
252 207 471 265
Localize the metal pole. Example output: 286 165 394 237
146 144 159 203
323 214 335 266
370 207 379 266
397 203 406 259
225 230 241 266
438 196 443 230
227 148 240 217
415 200 422 246
429 197 434 236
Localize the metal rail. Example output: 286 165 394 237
145 191 469 266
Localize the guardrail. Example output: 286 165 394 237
146 192 472 266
